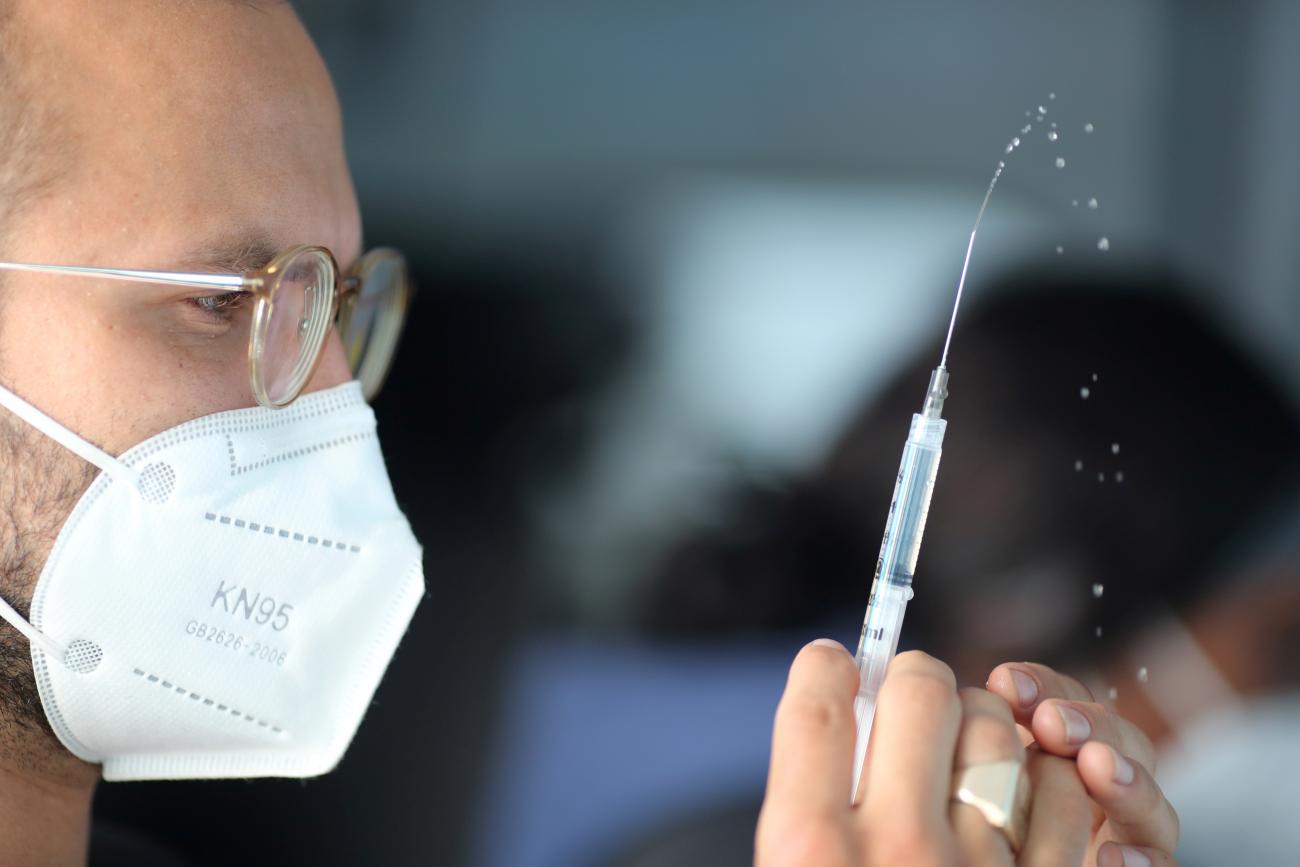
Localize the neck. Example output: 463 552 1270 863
0 750 97 866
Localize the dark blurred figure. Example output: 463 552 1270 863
644 267 1300 679
636 267 1300 865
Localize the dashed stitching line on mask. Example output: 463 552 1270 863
132 668 284 734
226 430 376 477
204 512 362 553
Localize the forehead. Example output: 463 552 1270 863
15 0 360 266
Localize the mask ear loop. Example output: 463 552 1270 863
0 384 142 666
0 595 67 660
0 385 140 488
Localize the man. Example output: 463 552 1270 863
0 2 423 863
0 2 1176 865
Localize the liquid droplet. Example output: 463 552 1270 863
1137 666 1149 683
1095 626 1104 638
1092 583 1105 598
1084 122 1095 134
1055 157 1066 168
1098 472 1106 483
1080 386 1091 399
1036 114 1045 122
1108 686 1118 701
1091 373 1099 382
1056 245 1065 254
1049 92 1057 100
1026 110 1032 117
1111 443 1120 455
1072 199 1079 207
1021 124 1032 134
1050 121 1058 128
1005 142 1014 154
998 160 1005 169
1012 137 1021 147
1088 197 1099 210
1115 470 1125 483
1074 459 1084 472
1037 105 1048 114
1048 130 1059 142
1097 236 1110 251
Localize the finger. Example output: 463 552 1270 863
986 661 1093 725
763 639 860 822
1016 750 1093 867
1078 742 1179 854
1096 841 1181 867
861 651 962 832
949 688 1022 866
1029 700 1157 772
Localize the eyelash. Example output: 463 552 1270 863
189 292 249 320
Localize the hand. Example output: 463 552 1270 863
986 662 1181 867
755 642 1180 866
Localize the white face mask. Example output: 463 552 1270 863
0 381 423 780
1157 692 1300 867
1125 612 1300 866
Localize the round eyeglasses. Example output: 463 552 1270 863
0 245 411 408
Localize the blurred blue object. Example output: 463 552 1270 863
469 636 806 867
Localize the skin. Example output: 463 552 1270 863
757 644 1181 867
0 1 354 862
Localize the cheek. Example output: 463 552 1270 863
2 289 256 455
0 287 128 437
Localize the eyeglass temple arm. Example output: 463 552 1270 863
0 260 253 290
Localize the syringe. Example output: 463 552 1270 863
849 154 1003 802
848 364 949 802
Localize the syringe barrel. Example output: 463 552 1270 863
850 412 946 801
867 412 946 597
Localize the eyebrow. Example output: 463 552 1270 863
179 232 282 274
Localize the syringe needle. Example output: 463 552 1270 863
940 158 1003 369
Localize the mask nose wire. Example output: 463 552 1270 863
0 383 142 665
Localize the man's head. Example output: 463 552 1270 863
0 0 356 779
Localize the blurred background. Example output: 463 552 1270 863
94 2 1300 865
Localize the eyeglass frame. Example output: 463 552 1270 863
0 244 410 408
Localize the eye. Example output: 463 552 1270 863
189 291 249 320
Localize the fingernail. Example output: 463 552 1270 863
1111 747 1135 785
1056 704 1092 743
810 638 844 651
1120 846 1151 867
1010 669 1038 707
